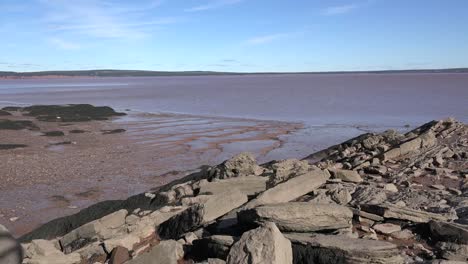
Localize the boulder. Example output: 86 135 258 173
245 170 330 208
238 203 353 232
26 239 61 257
127 240 184 264
209 152 263 179
267 159 310 187
226 222 292 264
351 186 387 205
286 233 404 264
329 169 363 183
158 190 248 239
383 183 398 193
361 204 449 223
429 221 468 244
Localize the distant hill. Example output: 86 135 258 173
1 68 467 78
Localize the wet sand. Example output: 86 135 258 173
0 111 303 236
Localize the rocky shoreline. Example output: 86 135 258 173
1 116 467 264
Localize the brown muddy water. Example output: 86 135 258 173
0 73 467 236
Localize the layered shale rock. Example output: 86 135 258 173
15 118 468 264
286 233 404 264
238 203 353 232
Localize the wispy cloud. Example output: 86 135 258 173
322 4 359 15
185 0 243 12
246 33 291 45
48 37 81 50
38 0 179 39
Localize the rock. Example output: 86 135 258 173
286 233 404 264
238 203 353 232
127 240 184 264
351 186 387 205
267 159 310 187
373 223 401 234
226 222 292 264
74 242 106 262
391 229 414 240
429 221 468 244
244 169 330 208
103 234 140 252
329 169 363 183
431 260 468 264
60 209 128 252
198 176 267 197
364 165 388 175
209 152 263 179
431 184 446 190
26 239 61 257
109 246 131 264
329 188 352 205
189 235 235 261
361 204 449 223
23 253 82 264
0 224 23 264
436 242 468 261
158 190 248 239
384 183 399 193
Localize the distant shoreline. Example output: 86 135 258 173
1 68 468 79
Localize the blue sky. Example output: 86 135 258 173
1 0 467 72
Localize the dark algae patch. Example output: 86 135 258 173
0 120 39 130
0 144 28 150
21 104 126 122
69 129 87 134
42 131 65 137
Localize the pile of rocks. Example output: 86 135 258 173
4 118 467 264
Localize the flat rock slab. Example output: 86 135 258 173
198 176 267 197
226 222 292 264
286 233 404 264
373 223 402 234
238 202 353 232
245 170 330 208
158 190 247 239
127 240 183 264
361 203 449 223
329 169 363 183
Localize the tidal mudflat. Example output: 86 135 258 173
0 73 467 236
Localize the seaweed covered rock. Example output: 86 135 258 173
0 119 39 130
21 104 126 122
